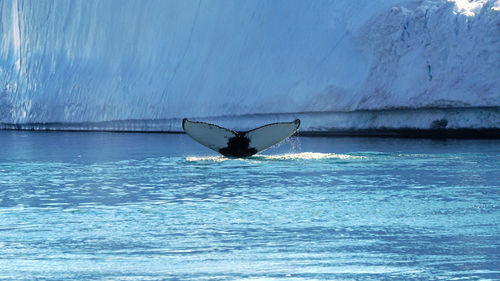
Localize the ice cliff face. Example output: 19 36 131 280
0 0 499 127
350 0 500 111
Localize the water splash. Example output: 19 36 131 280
185 156 227 162
185 152 366 162
256 152 365 160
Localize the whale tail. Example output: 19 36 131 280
182 119 300 158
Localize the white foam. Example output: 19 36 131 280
256 152 365 160
185 152 365 162
185 156 227 162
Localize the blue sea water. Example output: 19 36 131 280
0 131 499 280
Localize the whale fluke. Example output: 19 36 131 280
182 119 300 158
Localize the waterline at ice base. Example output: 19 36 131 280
1 0 499 135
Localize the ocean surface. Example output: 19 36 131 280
0 131 499 280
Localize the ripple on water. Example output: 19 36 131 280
0 135 499 280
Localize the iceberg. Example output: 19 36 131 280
0 0 499 132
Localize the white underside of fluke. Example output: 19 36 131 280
182 119 236 152
245 120 301 152
182 119 300 156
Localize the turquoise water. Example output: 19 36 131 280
0 131 499 280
